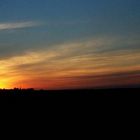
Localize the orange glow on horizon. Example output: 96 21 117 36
0 38 140 89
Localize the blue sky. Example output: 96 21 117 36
0 0 140 89
0 0 140 42
0 0 139 57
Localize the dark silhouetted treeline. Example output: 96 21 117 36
0 88 140 97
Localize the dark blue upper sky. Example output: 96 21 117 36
0 0 140 57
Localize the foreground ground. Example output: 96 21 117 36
0 88 140 106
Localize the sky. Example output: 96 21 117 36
0 0 140 89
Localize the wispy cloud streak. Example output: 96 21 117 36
0 21 40 30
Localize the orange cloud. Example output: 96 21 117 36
0 37 140 89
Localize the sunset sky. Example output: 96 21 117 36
0 0 140 89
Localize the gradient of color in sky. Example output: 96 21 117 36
0 0 140 89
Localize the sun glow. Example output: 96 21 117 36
0 78 12 89
0 82 7 89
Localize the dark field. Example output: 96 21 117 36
0 88 140 107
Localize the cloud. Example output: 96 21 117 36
0 37 140 89
0 21 40 31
